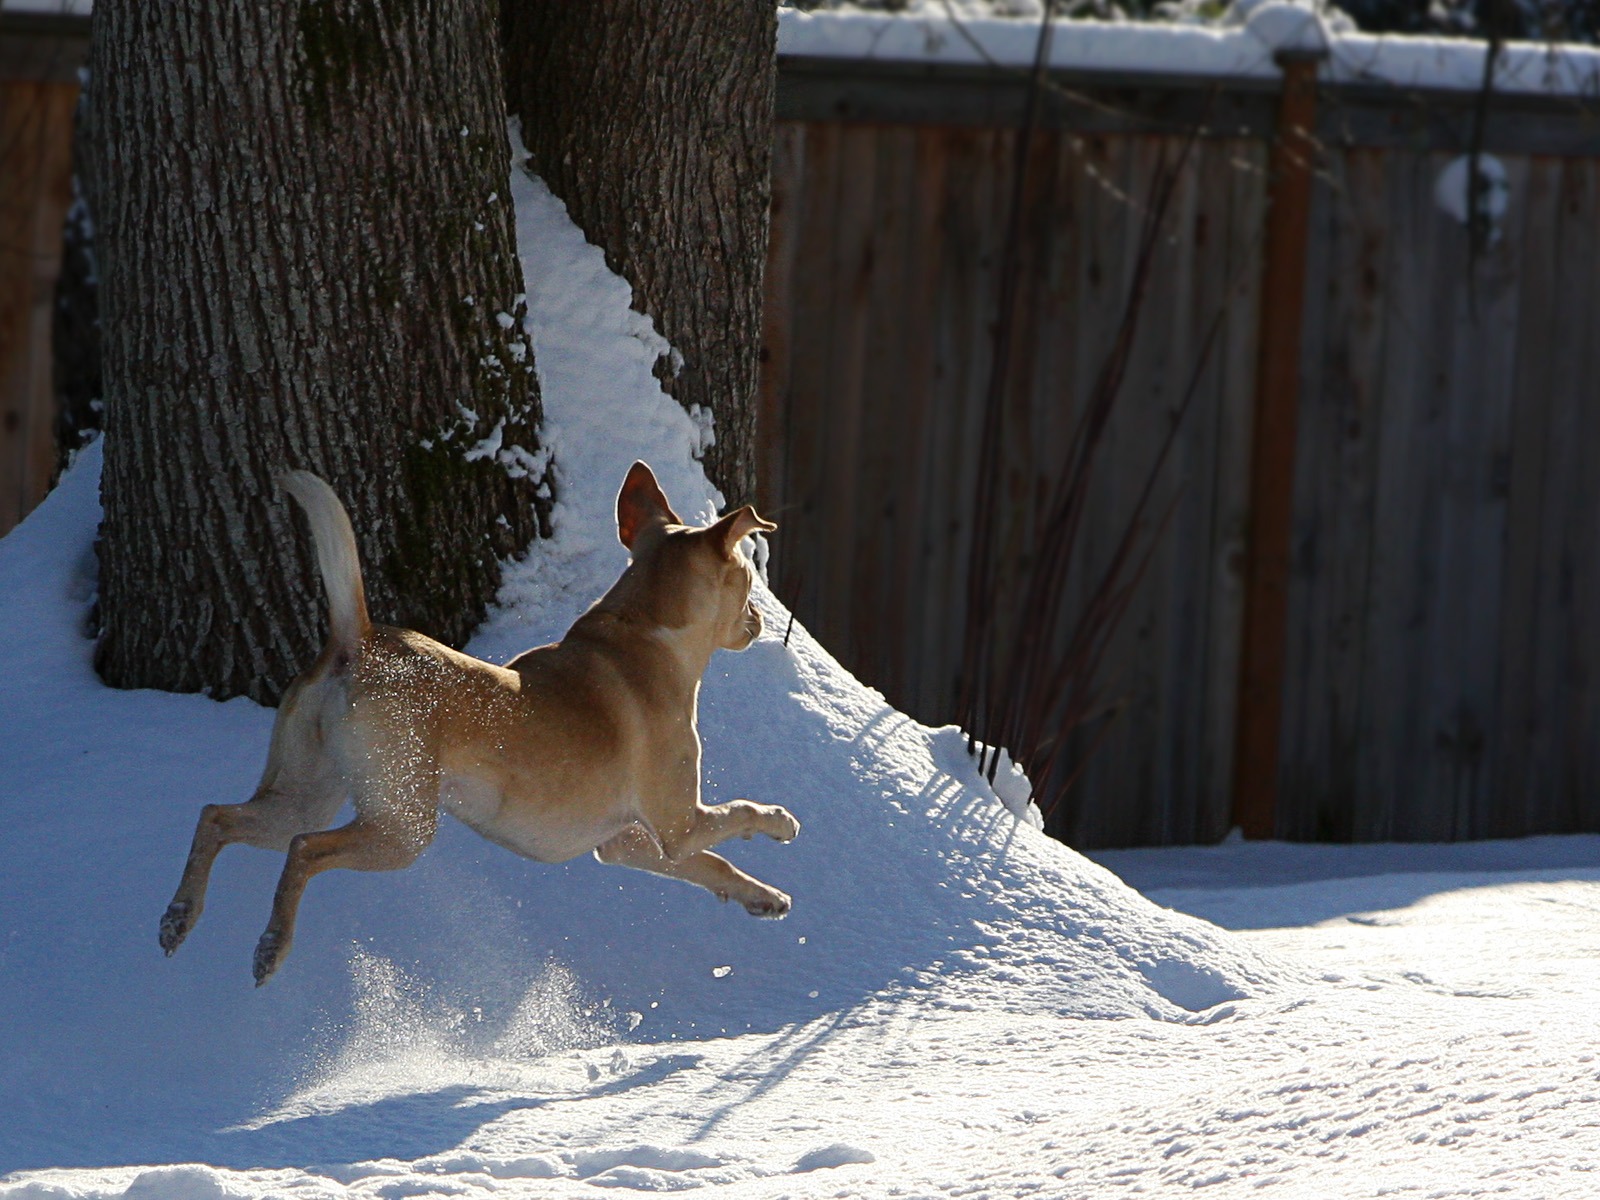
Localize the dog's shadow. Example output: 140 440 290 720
206 1053 705 1171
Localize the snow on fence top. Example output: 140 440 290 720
778 5 1600 98
0 1 92 15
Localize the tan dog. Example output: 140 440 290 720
160 462 799 984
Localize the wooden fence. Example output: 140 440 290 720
0 14 84 536
759 55 1600 846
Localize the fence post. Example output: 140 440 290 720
1230 47 1325 840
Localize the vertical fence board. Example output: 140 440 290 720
951 128 1010 720
1094 133 1159 845
1564 157 1600 831
1354 149 1443 840
757 123 805 525
817 127 880 665
897 128 951 718
774 122 839 635
1493 155 1563 836
913 127 972 722
986 122 1064 737
1174 140 1237 844
1280 148 1389 841
1542 159 1600 829
1524 157 1592 831
1508 157 1593 835
1153 140 1211 844
1399 151 1467 840
1198 139 1265 841
1057 134 1140 846
1422 152 1525 839
853 127 920 697
1088 135 1168 847
1128 137 1202 845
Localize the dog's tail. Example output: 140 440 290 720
280 470 371 656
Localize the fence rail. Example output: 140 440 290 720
759 54 1600 846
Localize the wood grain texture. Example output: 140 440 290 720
758 101 1600 847
764 125 1274 848
0 80 77 535
1279 147 1388 841
1493 155 1562 837
1199 138 1265 843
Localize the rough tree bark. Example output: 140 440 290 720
87 0 549 704
503 0 776 506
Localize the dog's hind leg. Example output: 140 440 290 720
161 673 348 956
159 776 346 957
252 764 439 985
595 826 791 918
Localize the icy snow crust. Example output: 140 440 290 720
779 7 1600 97
2 138 1599 1198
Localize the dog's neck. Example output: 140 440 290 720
566 568 719 684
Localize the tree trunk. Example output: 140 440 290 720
87 0 549 704
504 0 776 507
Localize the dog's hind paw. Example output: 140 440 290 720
159 902 194 956
744 889 791 919
252 930 287 986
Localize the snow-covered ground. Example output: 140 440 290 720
3 143 1599 1200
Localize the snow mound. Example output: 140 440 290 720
0 130 1300 1188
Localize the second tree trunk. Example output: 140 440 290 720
506 0 776 507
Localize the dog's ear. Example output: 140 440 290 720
707 505 778 561
617 461 681 550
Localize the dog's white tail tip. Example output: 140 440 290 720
280 470 371 654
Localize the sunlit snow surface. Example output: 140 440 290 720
2 141 1599 1199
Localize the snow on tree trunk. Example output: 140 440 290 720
86 0 549 704
504 0 776 507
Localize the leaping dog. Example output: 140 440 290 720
159 462 798 984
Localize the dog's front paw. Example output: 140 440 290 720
743 888 791 919
252 929 289 987
160 901 195 957
766 806 800 844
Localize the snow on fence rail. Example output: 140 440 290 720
760 14 1600 847
778 8 1600 98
